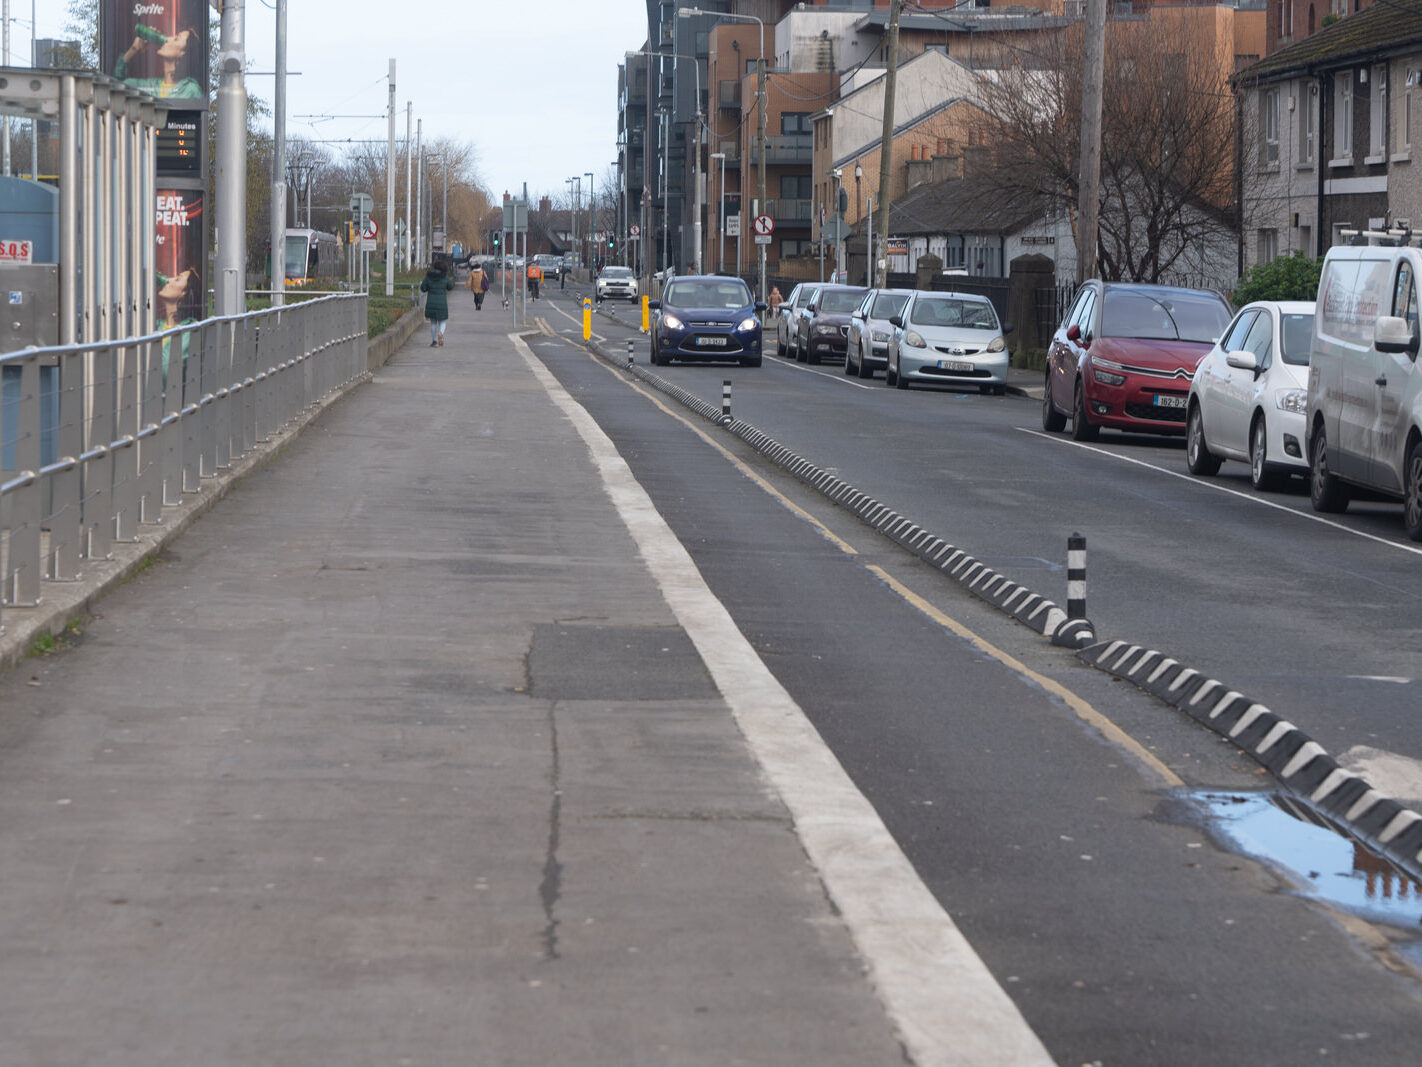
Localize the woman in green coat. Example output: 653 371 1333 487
420 257 455 346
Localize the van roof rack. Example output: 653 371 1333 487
1337 228 1419 247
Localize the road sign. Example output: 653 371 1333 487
361 220 378 240
350 193 374 229
630 224 641 237
754 235 771 245
753 214 774 236
725 216 740 237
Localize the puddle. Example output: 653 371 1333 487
1195 792 1422 962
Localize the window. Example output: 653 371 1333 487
1369 64 1388 159
1220 310 1259 353
1300 83 1317 164
779 174 811 199
1257 228 1280 263
780 239 811 257
1395 66 1414 157
781 112 811 135
1393 262 1418 335
1263 89 1281 167
1333 70 1353 161
1242 311 1275 367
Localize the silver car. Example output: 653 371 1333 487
846 288 912 379
886 291 1010 393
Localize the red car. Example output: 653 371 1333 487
1042 281 1233 440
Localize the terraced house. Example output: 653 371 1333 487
1236 0 1422 269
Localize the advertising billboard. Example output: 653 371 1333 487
100 0 210 106
155 188 206 329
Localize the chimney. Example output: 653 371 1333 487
539 196 553 214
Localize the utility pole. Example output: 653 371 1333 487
404 102 412 271
756 53 767 304
1077 0 1107 284
873 0 901 290
414 119 422 269
270 0 287 305
215 0 248 315
385 60 396 296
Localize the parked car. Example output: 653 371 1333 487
885 290 1011 393
595 265 639 303
1185 300 1315 489
1042 281 1234 440
779 283 819 360
846 288 913 379
649 274 765 367
1306 242 1422 540
795 284 869 365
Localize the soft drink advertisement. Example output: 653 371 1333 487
155 188 205 329
101 0 210 105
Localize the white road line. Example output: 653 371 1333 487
1017 427 1422 558
513 334 1055 1067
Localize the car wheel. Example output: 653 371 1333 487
893 357 909 390
1309 425 1350 513
1070 378 1099 441
1249 416 1283 491
650 341 664 367
1041 369 1067 432
844 349 857 376
885 356 897 387
856 343 874 379
1185 404 1221 475
1403 439 1422 541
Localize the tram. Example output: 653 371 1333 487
283 228 344 287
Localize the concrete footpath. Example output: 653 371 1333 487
0 305 1049 1065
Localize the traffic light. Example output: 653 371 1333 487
493 233 501 248
607 236 614 249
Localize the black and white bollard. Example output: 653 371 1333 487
1067 532 1087 620
626 338 635 367
722 380 732 422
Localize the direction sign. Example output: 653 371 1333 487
753 214 774 236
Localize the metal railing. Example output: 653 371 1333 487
0 294 367 629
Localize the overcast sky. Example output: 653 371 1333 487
33 1 651 204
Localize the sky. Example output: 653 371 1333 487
32 0 651 205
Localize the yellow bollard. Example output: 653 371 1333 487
582 297 592 341
641 295 650 333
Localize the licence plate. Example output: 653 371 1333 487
939 360 973 372
695 336 728 347
1154 394 1187 409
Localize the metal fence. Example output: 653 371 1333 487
0 294 367 630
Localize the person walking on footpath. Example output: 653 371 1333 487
420 256 455 346
466 263 490 310
526 260 542 301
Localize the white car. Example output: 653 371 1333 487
845 288 912 379
885 290 1010 393
1185 300 1315 490
596 266 639 303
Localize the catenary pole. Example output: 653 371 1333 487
386 60 396 295
873 0 901 290
270 0 287 305
215 0 248 314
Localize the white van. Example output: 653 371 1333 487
1306 242 1422 540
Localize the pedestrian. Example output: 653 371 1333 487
526 260 543 301
420 255 455 346
466 263 489 310
767 286 784 316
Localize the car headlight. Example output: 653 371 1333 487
813 324 838 336
987 336 1006 353
661 313 684 330
904 330 927 348
1274 388 1307 414
1091 356 1127 387
872 329 891 342
736 317 759 333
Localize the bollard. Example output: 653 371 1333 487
722 380 732 420
626 338 635 367
1067 532 1086 620
582 297 592 341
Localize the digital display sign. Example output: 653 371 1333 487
156 111 202 177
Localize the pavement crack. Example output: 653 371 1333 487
539 701 562 961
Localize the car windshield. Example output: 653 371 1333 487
603 267 633 279
1280 312 1315 365
909 296 999 330
1102 289 1231 343
665 278 753 309
870 293 910 319
820 289 866 313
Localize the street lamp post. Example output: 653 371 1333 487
831 167 844 284
584 170 594 272
680 7 765 303
566 176 579 268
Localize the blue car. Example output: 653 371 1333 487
649 275 766 367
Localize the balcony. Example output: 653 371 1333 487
718 80 741 110
767 198 812 225
748 134 812 167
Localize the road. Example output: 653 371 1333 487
525 285 1422 1065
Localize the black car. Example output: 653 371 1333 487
648 275 766 367
795 284 869 365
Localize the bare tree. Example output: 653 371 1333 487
973 18 1238 283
